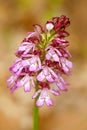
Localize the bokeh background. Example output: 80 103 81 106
0 0 87 130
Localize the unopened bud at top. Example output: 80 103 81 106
46 22 54 31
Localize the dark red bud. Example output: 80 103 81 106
34 50 42 56
40 82 50 89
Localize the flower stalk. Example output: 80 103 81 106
33 81 39 130
33 90 39 130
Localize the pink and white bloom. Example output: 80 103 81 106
28 56 41 72
7 74 35 93
16 74 35 92
10 58 23 75
7 75 18 88
33 88 53 107
46 46 62 62
56 75 68 91
7 74 18 93
37 66 58 82
16 42 35 57
22 55 41 72
32 82 60 107
59 57 72 73
10 55 41 75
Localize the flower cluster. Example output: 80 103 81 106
7 15 72 107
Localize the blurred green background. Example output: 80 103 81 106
0 0 87 130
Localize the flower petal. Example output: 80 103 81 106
56 82 67 91
52 53 60 62
46 74 55 82
7 75 16 84
46 53 51 60
18 45 26 51
32 90 41 99
24 81 31 92
50 89 60 96
37 71 45 81
45 96 53 106
66 59 72 68
34 24 44 34
10 85 17 93
22 59 30 67
49 68 58 79
31 78 36 88
29 63 37 71
36 97 44 107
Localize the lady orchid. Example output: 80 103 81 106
7 15 72 107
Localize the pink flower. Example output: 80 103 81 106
46 46 62 62
37 66 58 82
7 74 35 93
22 55 41 72
10 55 41 75
10 58 23 75
16 74 35 92
59 57 72 73
32 82 60 107
29 56 41 72
16 42 35 57
56 75 68 91
7 75 18 93
33 88 53 107
7 75 17 87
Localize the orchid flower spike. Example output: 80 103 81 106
7 15 72 107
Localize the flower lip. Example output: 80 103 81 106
34 88 54 107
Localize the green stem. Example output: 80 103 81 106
33 82 39 130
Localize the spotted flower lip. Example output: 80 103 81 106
10 59 23 76
36 66 58 82
7 15 72 107
34 88 54 107
32 82 60 107
60 57 72 73
16 74 35 92
22 55 42 72
45 46 62 62
15 42 35 57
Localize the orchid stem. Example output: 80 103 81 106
33 82 39 130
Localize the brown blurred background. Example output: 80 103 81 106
0 0 87 130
